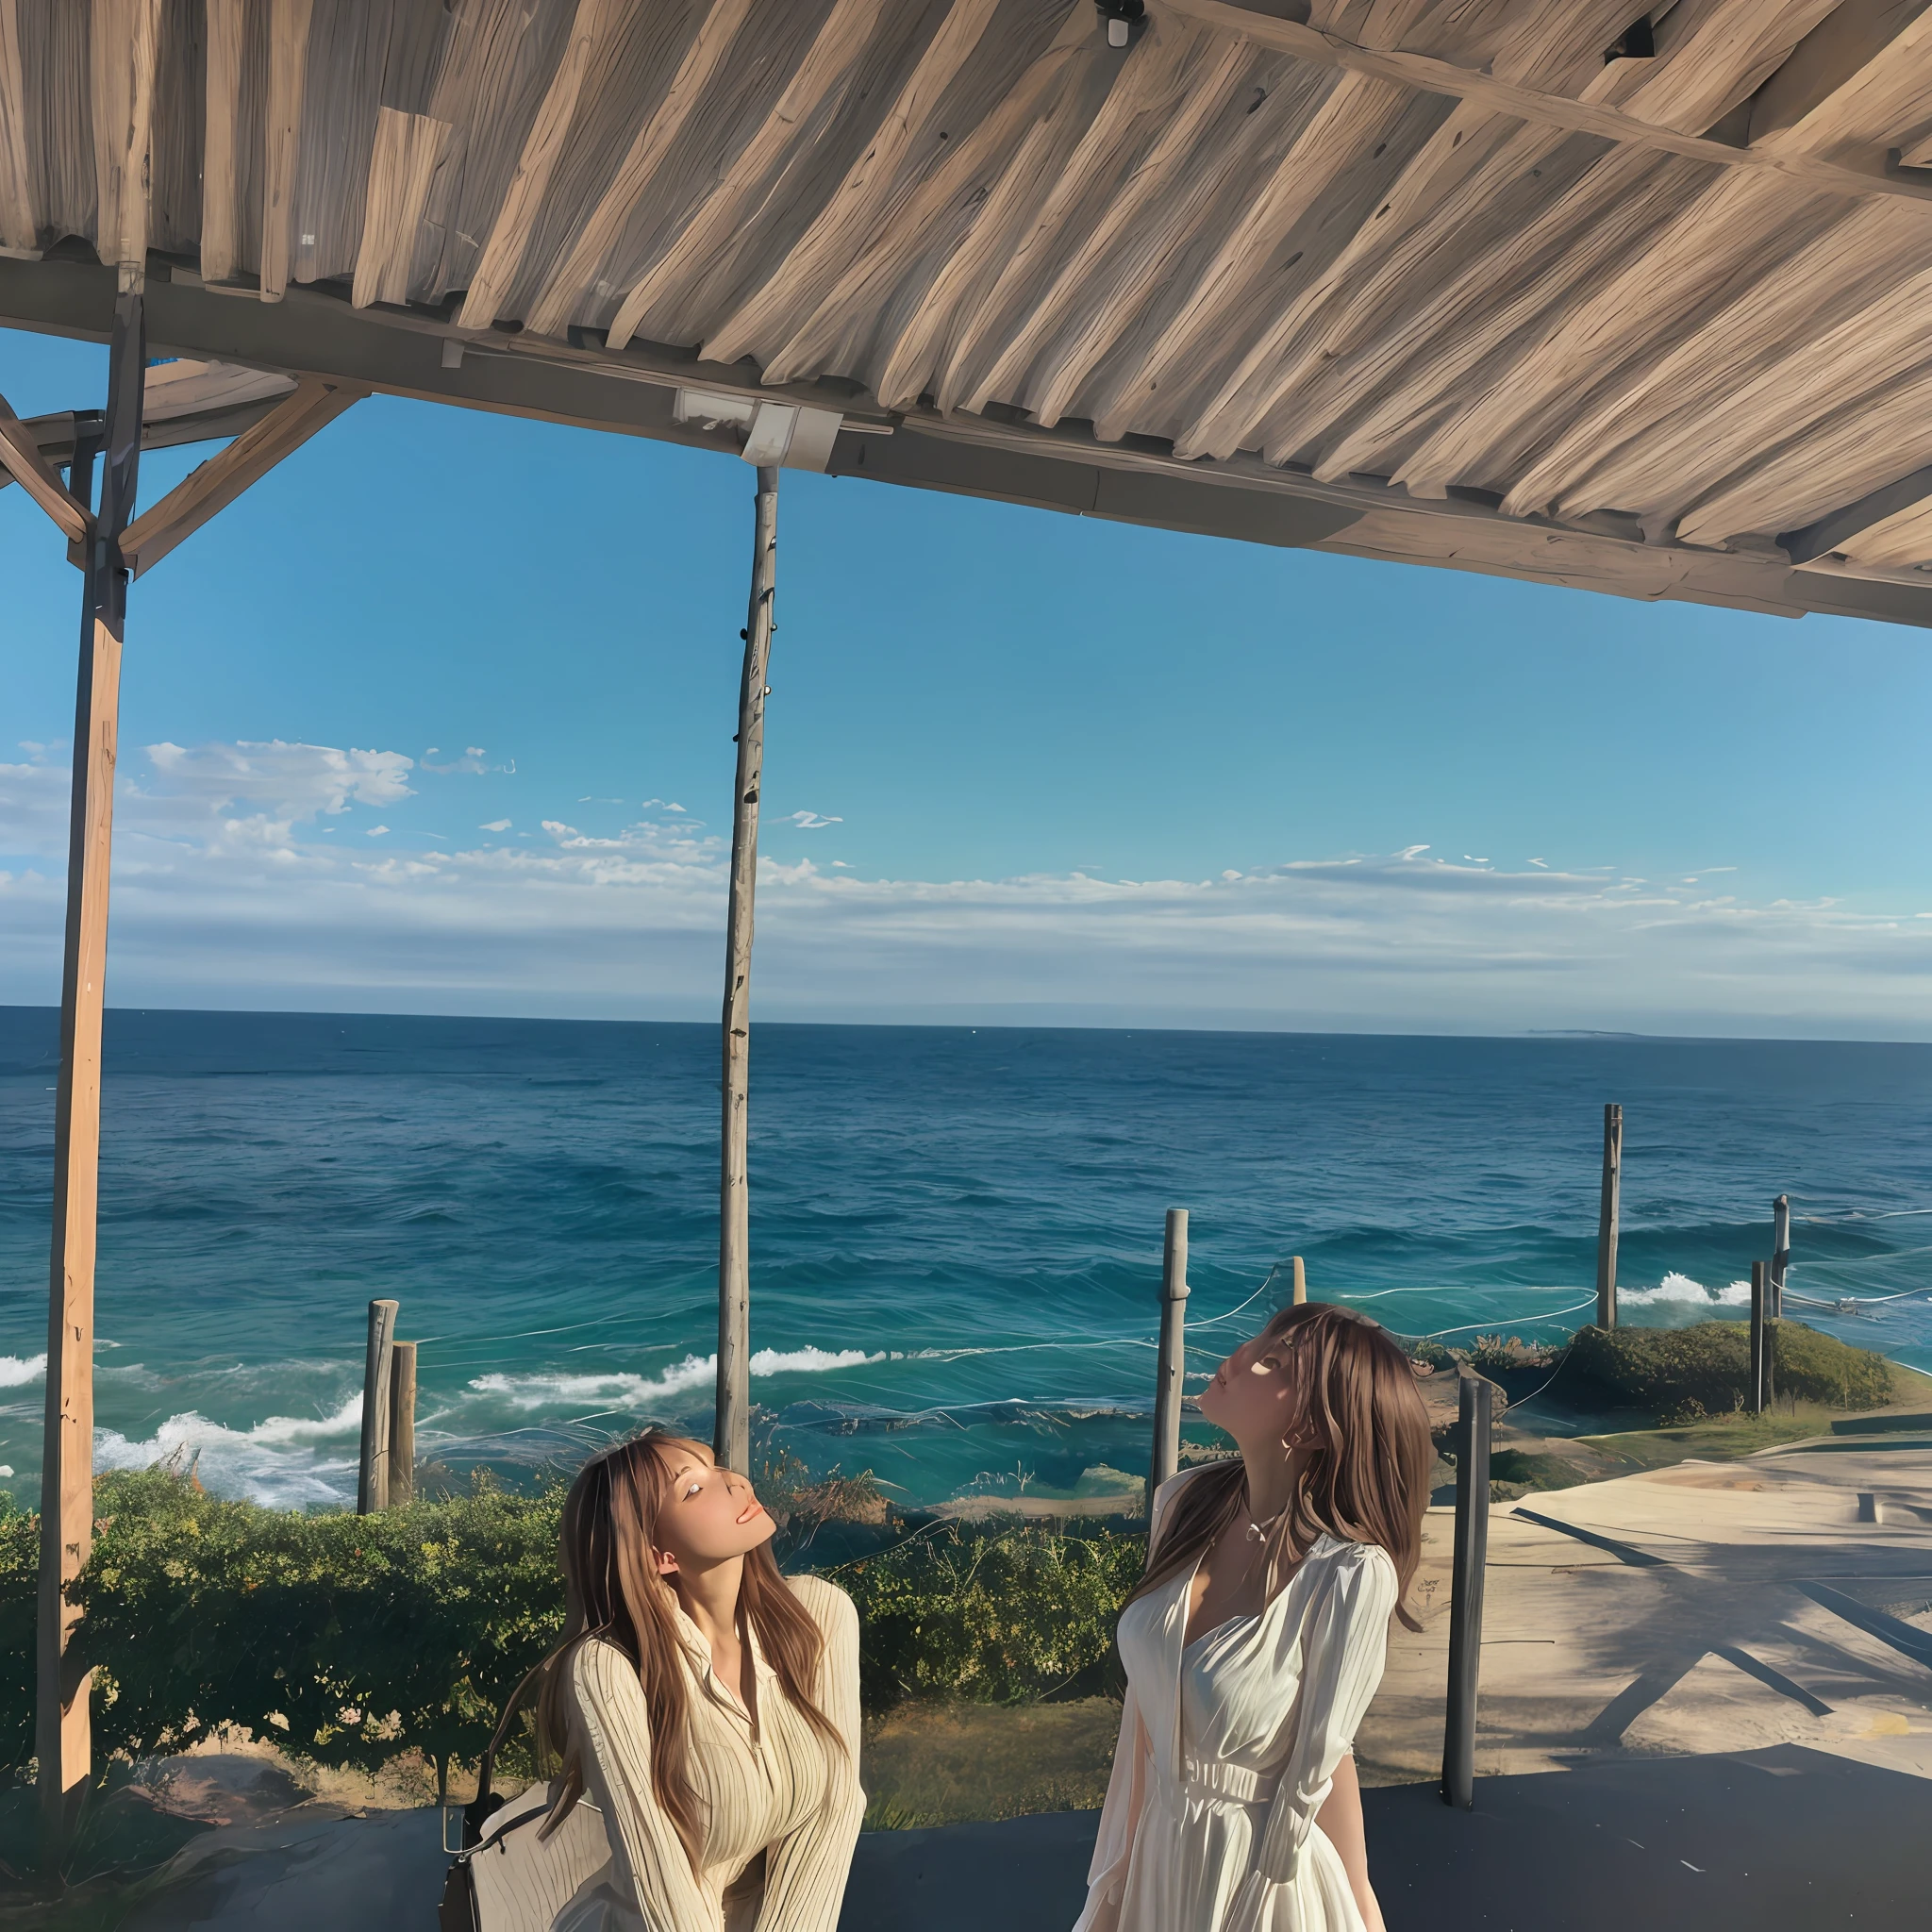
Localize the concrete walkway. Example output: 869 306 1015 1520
1361 1433 1932 1787
119 1742 1926 1931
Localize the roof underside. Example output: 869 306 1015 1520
8 0 1932 625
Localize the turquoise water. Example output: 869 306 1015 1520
1 1008 1928 1509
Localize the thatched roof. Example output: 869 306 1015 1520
7 0 1932 624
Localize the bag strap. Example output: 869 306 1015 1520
461 1654 553 1848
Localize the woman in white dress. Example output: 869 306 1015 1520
1076 1302 1432 1932
533 1432 864 1932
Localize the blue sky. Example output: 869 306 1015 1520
4 324 1932 1035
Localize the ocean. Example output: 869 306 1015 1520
1 1008 1928 1511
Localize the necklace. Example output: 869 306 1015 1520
1244 1505 1287 1543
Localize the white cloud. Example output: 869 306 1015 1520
366 825 390 838
1396 844 1429 860
4 743 1932 1037
480 819 511 833
784 810 843 830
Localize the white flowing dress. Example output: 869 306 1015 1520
1074 1469 1399 1932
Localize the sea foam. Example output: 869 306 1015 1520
93 1393 364 1508
469 1345 884 1412
0 1355 46 1387
1620 1272 1752 1307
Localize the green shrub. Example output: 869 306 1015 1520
839 1523 1146 1713
0 1472 567 1800
1567 1320 1895 1421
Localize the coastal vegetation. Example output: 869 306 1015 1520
0 1317 1912 1819
0 1471 1144 1807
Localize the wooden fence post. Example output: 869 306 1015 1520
358 1299 398 1513
1291 1255 1307 1306
1150 1210 1190 1501
1771 1195 1790 1319
1595 1103 1622 1329
1750 1261 1768 1415
388 1340 417 1507
1441 1371 1491 1809
717 466 777 1478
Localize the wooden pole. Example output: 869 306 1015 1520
1750 1260 1768 1416
1150 1209 1190 1501
1441 1370 1491 1809
358 1298 398 1513
39 290 143 1857
1771 1194 1790 1320
1291 1255 1307 1306
388 1340 417 1507
1594 1102 1622 1329
717 466 777 1477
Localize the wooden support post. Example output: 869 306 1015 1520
39 290 142 1859
717 466 777 1477
388 1340 417 1507
1771 1194 1790 1320
1594 1103 1622 1329
358 1298 398 1513
1441 1370 1491 1809
1750 1261 1769 1416
1150 1209 1190 1501
1291 1255 1307 1306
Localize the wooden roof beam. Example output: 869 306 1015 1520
118 376 362 576
1158 0 1932 205
0 388 92 542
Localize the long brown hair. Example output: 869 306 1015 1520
1127 1303 1432 1632
535 1431 843 1868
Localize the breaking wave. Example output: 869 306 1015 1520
93 1393 365 1508
0 1355 46 1387
468 1345 886 1412
1620 1272 1752 1307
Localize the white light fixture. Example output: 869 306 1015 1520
672 390 843 472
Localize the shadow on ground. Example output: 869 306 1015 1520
79 1743 1922 1931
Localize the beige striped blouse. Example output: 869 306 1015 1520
556 1574 865 1932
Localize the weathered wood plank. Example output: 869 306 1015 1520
700 0 1004 370
1677 360 1932 547
456 0 625 331
197 0 244 283
523 0 757 340
259 0 312 302
936 11 1218 416
769 2 1094 396
0 0 33 254
351 107 450 308
91 0 162 284
965 26 1255 422
1087 67 1409 444
603 0 891 355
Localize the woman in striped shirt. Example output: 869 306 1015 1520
537 1432 864 1932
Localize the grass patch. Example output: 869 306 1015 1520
1577 1407 1846 1470
1566 1320 1897 1423
861 1697 1122 1828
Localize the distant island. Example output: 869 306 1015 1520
1525 1029 1654 1039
